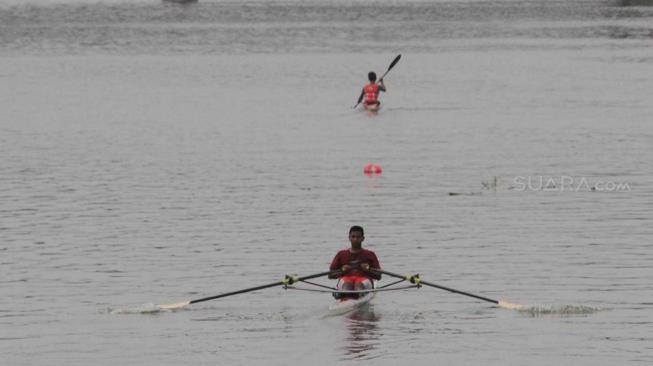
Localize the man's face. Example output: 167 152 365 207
349 231 364 246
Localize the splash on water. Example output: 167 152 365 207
518 305 601 317
107 303 167 315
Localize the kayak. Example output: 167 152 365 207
327 276 375 315
363 103 381 113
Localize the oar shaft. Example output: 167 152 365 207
188 270 335 305
379 69 392 81
189 281 283 304
419 279 498 304
374 269 498 305
379 54 401 80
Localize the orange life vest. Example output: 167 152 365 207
363 83 380 104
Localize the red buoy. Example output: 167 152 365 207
363 163 382 176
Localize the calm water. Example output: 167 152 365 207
1 1 652 365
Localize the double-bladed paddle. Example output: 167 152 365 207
353 54 402 109
372 268 523 310
159 270 339 310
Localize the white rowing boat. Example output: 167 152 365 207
158 268 522 312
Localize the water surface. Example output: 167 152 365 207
1 1 652 365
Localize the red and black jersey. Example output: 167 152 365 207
329 248 381 280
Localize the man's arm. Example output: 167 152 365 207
378 79 386 92
328 252 342 279
356 89 365 106
368 252 382 280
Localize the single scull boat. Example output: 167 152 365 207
158 268 522 313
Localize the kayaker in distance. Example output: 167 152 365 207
357 72 386 110
329 226 381 294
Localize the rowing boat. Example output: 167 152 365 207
158 268 522 312
327 276 376 315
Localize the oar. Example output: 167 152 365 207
372 269 522 310
353 54 401 109
378 54 401 82
159 270 338 310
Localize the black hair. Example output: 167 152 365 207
368 72 377 82
349 225 364 236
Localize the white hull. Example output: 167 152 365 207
327 291 375 316
326 278 376 316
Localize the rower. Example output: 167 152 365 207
357 72 386 110
329 226 381 298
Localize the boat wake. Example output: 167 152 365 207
383 106 463 113
517 304 602 317
107 303 171 315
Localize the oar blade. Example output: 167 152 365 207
498 300 523 310
378 54 401 82
158 300 191 310
387 54 401 71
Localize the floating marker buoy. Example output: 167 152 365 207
363 163 382 176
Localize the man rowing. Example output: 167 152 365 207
357 72 386 110
329 226 381 298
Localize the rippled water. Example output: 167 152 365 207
2 0 653 55
1 1 652 365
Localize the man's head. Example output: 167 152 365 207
368 72 377 83
349 225 365 249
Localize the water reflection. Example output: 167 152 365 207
364 176 382 190
342 305 381 360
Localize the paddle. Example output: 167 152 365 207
159 270 338 310
372 268 523 310
378 54 402 82
353 54 401 109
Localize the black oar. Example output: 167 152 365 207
353 54 401 109
373 268 522 309
378 54 401 82
159 270 338 310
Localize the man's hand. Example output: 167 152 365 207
378 79 386 92
361 263 370 271
341 265 351 273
